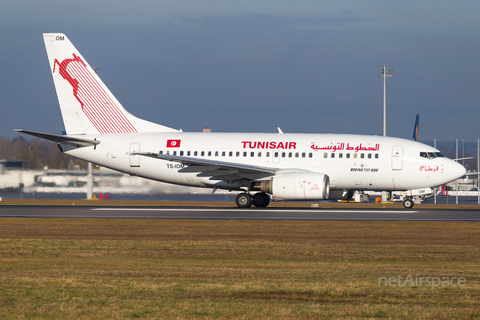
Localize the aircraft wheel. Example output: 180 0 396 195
403 199 414 209
236 193 253 208
253 192 270 207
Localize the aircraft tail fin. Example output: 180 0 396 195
43 33 178 135
412 114 420 141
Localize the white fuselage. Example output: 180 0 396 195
61 132 465 192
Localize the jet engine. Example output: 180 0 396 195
260 172 330 200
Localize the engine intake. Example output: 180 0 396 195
260 173 330 200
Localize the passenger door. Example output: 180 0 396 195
391 145 403 170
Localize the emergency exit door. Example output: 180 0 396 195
129 142 140 167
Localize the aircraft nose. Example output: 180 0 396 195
450 161 466 180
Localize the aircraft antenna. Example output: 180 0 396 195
379 63 393 136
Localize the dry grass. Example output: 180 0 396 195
0 218 479 319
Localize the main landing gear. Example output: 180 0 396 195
235 192 270 208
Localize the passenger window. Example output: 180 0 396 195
360 153 364 159
194 151 198 156
215 151 219 156
331 153 335 158
282 152 286 158
243 152 247 157
159 150 163 154
180 151 183 156
302 152 306 158
309 153 313 158
258 152 262 157
339 153 343 159
353 153 357 159
295 153 299 158
251 152 254 157
222 151 225 156
266 152 270 157
201 151 205 156
375 154 379 159
368 154 372 159
208 151 212 156
274 152 279 158
236 151 240 157
346 153 350 159
229 151 233 157
324 153 328 158
166 151 170 155
288 152 292 158
173 151 177 156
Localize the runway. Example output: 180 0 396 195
1 205 480 221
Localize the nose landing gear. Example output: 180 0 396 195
403 198 414 209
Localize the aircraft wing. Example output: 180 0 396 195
15 129 100 147
135 152 278 180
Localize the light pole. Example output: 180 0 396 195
379 63 393 136
379 64 393 203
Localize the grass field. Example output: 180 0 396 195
0 218 479 319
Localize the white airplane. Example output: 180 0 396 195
16 33 466 209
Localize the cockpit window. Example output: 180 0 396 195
420 151 445 159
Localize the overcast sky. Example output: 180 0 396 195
1 1 479 141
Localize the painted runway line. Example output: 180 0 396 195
92 208 416 214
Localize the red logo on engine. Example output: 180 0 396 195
166 139 181 148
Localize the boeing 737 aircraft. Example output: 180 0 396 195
17 33 466 208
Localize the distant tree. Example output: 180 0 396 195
0 136 87 170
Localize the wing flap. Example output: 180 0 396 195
135 152 277 176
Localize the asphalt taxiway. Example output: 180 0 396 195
1 205 480 221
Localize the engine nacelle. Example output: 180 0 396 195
260 173 330 200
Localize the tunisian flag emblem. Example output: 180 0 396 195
166 139 181 148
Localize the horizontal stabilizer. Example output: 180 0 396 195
15 129 100 147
